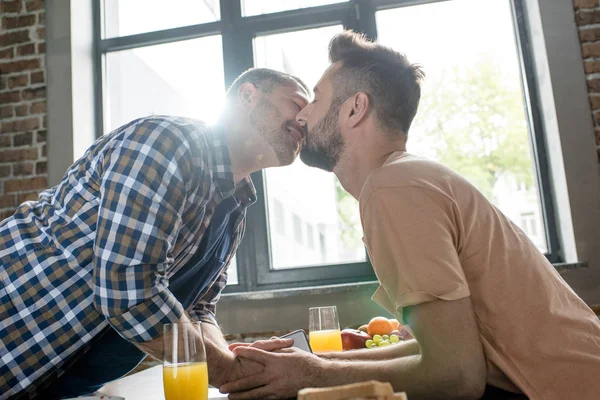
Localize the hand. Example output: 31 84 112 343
220 346 323 400
228 337 293 353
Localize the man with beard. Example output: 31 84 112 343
221 32 600 400
0 68 309 399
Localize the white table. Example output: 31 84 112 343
98 365 228 400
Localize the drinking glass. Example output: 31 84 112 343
308 306 343 352
163 322 208 400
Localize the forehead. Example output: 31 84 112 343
314 62 342 94
274 82 310 103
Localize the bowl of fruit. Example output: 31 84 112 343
341 316 413 351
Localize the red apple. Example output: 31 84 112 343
341 329 372 350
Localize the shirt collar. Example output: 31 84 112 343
207 125 257 207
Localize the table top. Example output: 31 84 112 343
98 365 227 400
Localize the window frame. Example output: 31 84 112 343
93 0 562 294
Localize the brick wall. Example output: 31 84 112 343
574 0 600 161
0 0 47 222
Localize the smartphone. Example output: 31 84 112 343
280 329 313 353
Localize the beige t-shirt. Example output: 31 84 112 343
359 152 600 400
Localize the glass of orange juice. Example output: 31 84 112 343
309 306 343 352
163 322 208 400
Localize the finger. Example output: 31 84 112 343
220 374 269 394
233 338 292 355
228 343 251 351
270 336 277 340
233 347 273 363
227 385 273 400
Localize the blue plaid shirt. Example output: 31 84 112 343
0 116 256 398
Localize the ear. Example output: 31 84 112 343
346 92 370 129
237 82 260 110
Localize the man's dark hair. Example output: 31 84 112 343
226 68 309 98
328 31 425 135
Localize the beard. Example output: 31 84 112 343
300 102 345 172
249 97 297 166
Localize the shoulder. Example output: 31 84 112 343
360 152 474 208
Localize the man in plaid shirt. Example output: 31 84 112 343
0 68 310 399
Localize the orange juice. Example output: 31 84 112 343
309 329 343 352
163 362 208 400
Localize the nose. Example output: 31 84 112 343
296 105 308 126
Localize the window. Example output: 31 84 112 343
376 0 550 254
95 0 560 292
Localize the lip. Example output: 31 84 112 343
288 126 304 144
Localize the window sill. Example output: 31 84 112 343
221 262 587 302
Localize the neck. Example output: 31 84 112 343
217 119 276 184
333 135 406 200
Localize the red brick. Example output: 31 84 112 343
41 115 46 129
574 0 599 9
576 9 600 25
3 15 36 30
0 210 16 221
37 43 45 54
38 13 45 25
30 101 45 114
41 144 46 157
590 95 600 110
14 104 28 116
596 129 600 146
15 117 41 132
0 30 29 47
26 0 44 12
0 165 10 177
594 110 600 125
35 161 46 174
0 105 13 118
4 176 48 193
30 71 44 84
17 192 39 203
0 194 16 209
582 42 600 58
7 74 28 89
0 136 10 148
36 27 45 40
0 1 22 13
0 48 14 59
36 130 46 143
0 147 38 163
13 162 33 175
0 91 21 105
22 87 45 101
1 117 40 133
0 59 41 74
13 133 33 148
16 43 35 56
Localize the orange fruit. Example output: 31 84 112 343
367 317 394 336
389 318 400 331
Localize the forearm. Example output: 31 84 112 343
202 321 237 387
319 339 420 361
314 355 469 400
134 317 237 386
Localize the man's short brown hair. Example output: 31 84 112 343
227 68 309 98
328 31 424 135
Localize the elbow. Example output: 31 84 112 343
446 363 486 400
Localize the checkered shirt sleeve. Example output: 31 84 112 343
93 119 195 342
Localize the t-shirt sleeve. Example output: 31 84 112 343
360 183 470 323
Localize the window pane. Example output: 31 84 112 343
228 256 239 285
103 0 220 38
255 25 367 269
105 36 225 133
377 0 548 252
242 0 347 17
